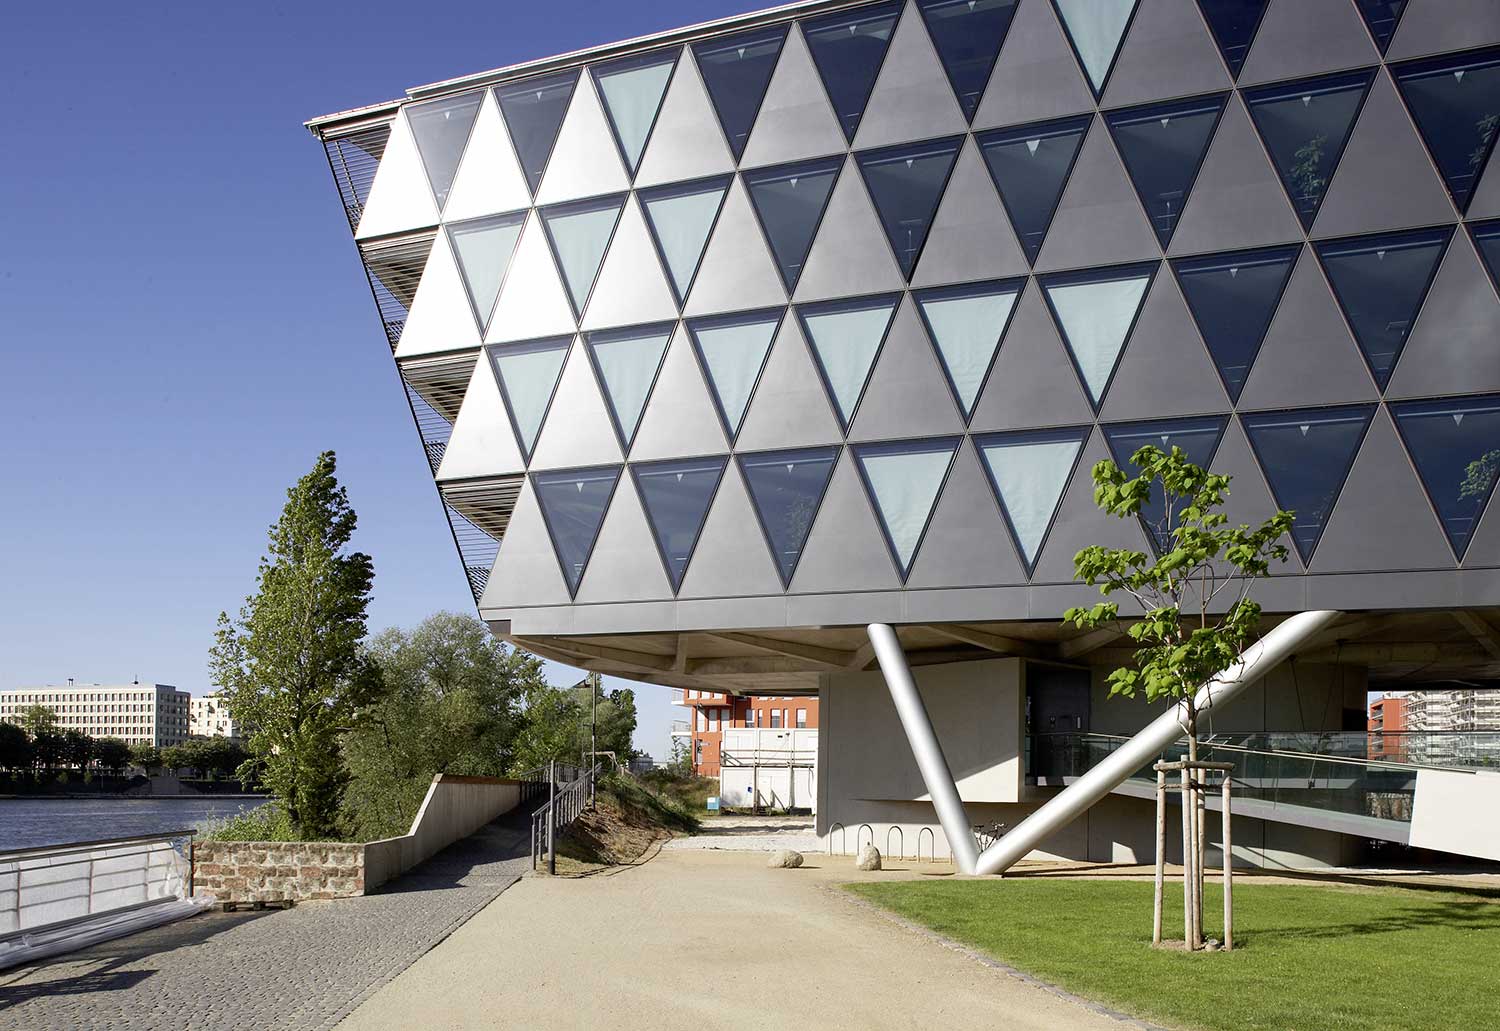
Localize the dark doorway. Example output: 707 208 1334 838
1026 664 1091 779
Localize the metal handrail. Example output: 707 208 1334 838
529 761 602 874
1064 731 1484 775
0 828 197 862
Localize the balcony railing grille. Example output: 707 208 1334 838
319 123 391 234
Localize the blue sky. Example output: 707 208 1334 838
0 0 764 760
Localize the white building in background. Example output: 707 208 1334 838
1405 688 1500 733
190 692 239 740
0 683 190 748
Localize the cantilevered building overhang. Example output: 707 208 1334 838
311 0 1500 867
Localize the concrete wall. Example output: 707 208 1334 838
1410 768 1500 862
364 775 522 890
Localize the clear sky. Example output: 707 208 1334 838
0 0 765 761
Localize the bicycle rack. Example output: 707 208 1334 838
828 822 846 856
855 824 874 853
886 826 904 860
917 827 936 863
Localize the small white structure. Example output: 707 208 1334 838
719 728 817 813
190 692 239 740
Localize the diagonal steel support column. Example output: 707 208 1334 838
868 623 981 873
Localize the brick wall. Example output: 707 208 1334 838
192 841 366 902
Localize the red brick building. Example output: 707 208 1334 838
1368 694 1410 762
673 690 818 776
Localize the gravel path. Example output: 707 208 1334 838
0 815 532 1031
660 814 821 853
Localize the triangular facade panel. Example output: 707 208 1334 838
435 351 526 480
1052 0 1139 99
405 92 483 214
1103 0 1231 108
485 216 578 343
973 425 1087 575
1172 243 1300 402
540 195 625 319
1106 92 1228 249
801 0 902 143
687 309 782 442
1195 0 1270 80
580 196 678 330
1390 394 1500 561
1312 70 1457 237
1387 0 1500 62
852 437 962 579
856 136 963 279
849 297 967 440
745 156 844 294
447 213 525 334
677 461 789 598
1236 248 1380 409
494 69 579 197
634 49 737 188
741 24 850 168
968 281 1096 432
978 114 1092 265
482 478 573 609
740 445 843 589
1208 417 1304 573
630 325 731 460
736 318 845 450
1470 149 1500 221
533 76 631 205
973 0 1095 130
1238 0 1380 86
913 137 1031 286
798 293 901 430
394 232 483 358
527 341 626 470
639 177 730 307
582 322 673 450
1386 231 1500 399
684 177 789 316
790 450 904 592
356 111 440 240
1354 0 1409 54
1466 481 1500 568
1040 262 1156 411
1098 272 1230 421
914 278 1024 421
1035 117 1162 272
592 49 679 178
489 336 571 461
906 438 1029 587
1102 415 1229 552
1310 408 1454 571
531 465 623 597
915 0 1019 122
795 156 906 302
853 3 969 149
1391 46 1500 215
1030 429 1154 581
574 473 675 602
693 25 787 161
443 92 533 222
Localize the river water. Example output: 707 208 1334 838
0 797 266 851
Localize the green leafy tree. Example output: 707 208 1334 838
30 731 64 775
209 452 379 840
20 705 58 738
60 729 94 771
94 737 132 775
0 722 34 773
508 678 639 771
130 743 161 774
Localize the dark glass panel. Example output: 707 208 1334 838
693 26 788 160
738 447 841 586
1241 405 1376 561
1103 417 1229 552
1353 0 1408 53
1392 47 1500 212
855 136 964 278
494 70 579 195
915 0 1020 121
743 156 844 291
1106 93 1228 248
1172 244 1301 402
406 92 484 210
532 466 622 595
1194 0 1270 79
633 456 730 589
1390 394 1500 558
801 1 902 141
977 115 1091 264
1315 227 1452 391
1244 70 1375 229
1471 219 1500 290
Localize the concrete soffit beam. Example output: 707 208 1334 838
925 624 1043 658
699 631 856 670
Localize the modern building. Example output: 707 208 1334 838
673 688 818 775
1368 692 1410 762
309 0 1500 870
1 683 192 748
190 692 240 741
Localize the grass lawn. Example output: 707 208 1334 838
846 877 1500 1031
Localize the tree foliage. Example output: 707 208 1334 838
160 737 249 780
0 722 33 772
508 679 638 772
209 451 379 840
93 737 133 774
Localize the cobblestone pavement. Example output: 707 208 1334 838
0 814 532 1031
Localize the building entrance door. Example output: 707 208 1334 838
1026 664 1091 779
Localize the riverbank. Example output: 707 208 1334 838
0 796 268 850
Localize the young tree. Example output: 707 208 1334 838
0 723 33 773
210 451 379 840
130 743 161 774
94 737 132 775
20 705 58 738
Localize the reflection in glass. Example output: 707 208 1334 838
1106 94 1228 248
1391 395 1500 558
802 1 901 141
1244 70 1374 228
532 466 622 595
1392 46 1500 212
915 0 1020 120
1173 244 1300 402
978 115 1091 263
856 136 963 278
633 456 729 588
693 27 787 159
744 157 843 291
738 447 841 585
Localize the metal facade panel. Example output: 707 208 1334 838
852 0 968 149
741 23 849 168
1311 408 1456 572
1208 418 1303 571
794 156 906 302
435 352 527 479
1098 272 1230 420
629 326 730 460
677 462 789 598
482 478 573 608
1101 0 1232 108
443 92 532 222
1465 489 1500 568
849 297 966 439
1386 232 1500 399
355 109 439 240
580 195 679 330
735 316 845 449
533 75 630 205
526 340 626 469
683 178 789 316
634 48 737 188
972 0 1095 130
1030 429 1154 582
912 137 1031 285
1387 0 1500 60
1035 117 1161 272
574 474 676 602
905 438 1028 587
484 215 578 343
968 281 1095 431
1167 94 1304 256
789 450 904 592
1470 152 1500 220
1236 248 1380 409
394 231 483 357
1311 70 1457 238
1238 0 1381 86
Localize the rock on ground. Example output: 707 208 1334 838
856 844 882 871
767 850 804 868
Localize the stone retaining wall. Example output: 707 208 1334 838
192 841 366 902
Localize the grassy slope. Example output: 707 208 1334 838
553 774 700 871
847 879 1500 1031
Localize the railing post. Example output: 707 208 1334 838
1181 766 1194 949
1153 766 1166 945
547 760 557 876
1222 774 1234 951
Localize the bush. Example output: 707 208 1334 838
198 802 305 842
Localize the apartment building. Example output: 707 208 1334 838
0 683 191 748
674 689 818 776
190 692 240 740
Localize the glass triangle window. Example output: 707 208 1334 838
532 465 622 596
1472 219 1500 290
856 136 964 279
915 0 1020 121
1241 404 1375 562
914 279 1024 420
1040 263 1155 412
975 427 1088 573
797 294 900 431
591 50 678 176
1354 0 1408 54
639 177 730 306
1103 417 1229 553
687 309 783 440
633 456 730 590
1392 47 1500 213
447 212 526 331
1390 394 1500 559
583 323 674 450
495 71 579 196
738 447 841 586
1106 93 1228 249
801 1 902 142
1315 227 1451 391
406 92 483 211
1172 244 1299 403
1051 0 1138 99
1244 69 1374 230
488 337 572 461
978 115 1091 264
1195 0 1269 79
693 26 787 160
853 438 961 579
539 195 625 318
744 157 843 292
